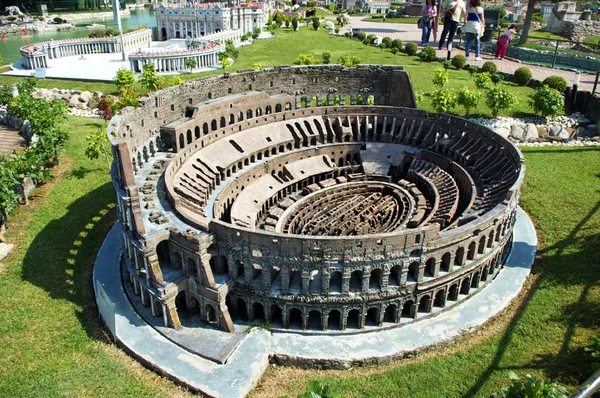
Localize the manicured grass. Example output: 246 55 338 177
254 146 600 397
0 74 119 95
363 16 420 24
0 117 190 397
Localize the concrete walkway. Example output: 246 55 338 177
346 17 598 93
93 207 536 396
0 125 26 155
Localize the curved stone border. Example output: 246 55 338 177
93 207 535 397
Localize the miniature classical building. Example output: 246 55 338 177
108 65 524 334
155 2 267 40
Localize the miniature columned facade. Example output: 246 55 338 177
108 65 524 334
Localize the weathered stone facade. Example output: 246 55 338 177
109 65 524 334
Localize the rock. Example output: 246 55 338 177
325 21 335 30
494 127 510 139
510 124 525 141
549 124 569 139
79 91 92 103
576 127 587 137
20 119 32 141
0 243 14 261
524 123 539 141
68 94 80 107
587 124 598 137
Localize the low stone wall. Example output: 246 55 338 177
554 20 600 42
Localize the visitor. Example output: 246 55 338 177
420 0 437 47
463 0 485 61
438 0 466 50
495 24 517 60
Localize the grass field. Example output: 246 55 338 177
0 22 598 398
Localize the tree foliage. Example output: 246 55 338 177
430 88 456 113
185 58 197 73
432 68 449 88
456 87 481 117
486 86 517 117
494 372 568 398
139 62 164 93
113 68 136 94
530 85 564 117
85 127 112 171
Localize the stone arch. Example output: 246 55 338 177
171 251 182 270
205 303 217 324
383 304 397 323
455 246 465 266
270 304 283 326
481 265 490 282
236 298 248 321
460 278 471 295
478 236 487 254
265 105 272 114
288 308 302 329
203 122 209 135
329 271 342 293
238 111 244 122
307 310 321 330
327 309 342 330
175 290 188 313
408 261 419 282
488 230 495 248
252 302 265 322
247 109 253 119
448 283 459 301
434 289 445 308
471 271 481 288
425 257 436 277
389 264 401 286
188 295 199 314
179 133 185 149
185 258 196 279
441 252 452 272
346 309 360 329
220 116 226 128
496 224 502 241
194 126 200 139
401 300 415 319
256 107 262 116
211 119 217 131
418 295 431 313
365 308 379 326
275 103 282 113
209 254 228 276
369 268 382 290
285 102 292 111
186 129 192 144
467 241 477 261
156 240 171 268
349 270 362 292
229 113 235 125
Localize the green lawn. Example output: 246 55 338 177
363 16 420 24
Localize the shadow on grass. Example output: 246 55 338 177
464 201 600 397
20 181 116 340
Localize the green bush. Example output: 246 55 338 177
494 372 568 398
405 42 418 56
338 54 361 67
295 53 314 65
474 72 492 90
491 73 505 85
585 336 600 371
391 39 403 50
53 17 63 24
356 31 366 41
432 68 449 87
442 60 452 71
456 87 481 117
430 88 456 113
481 61 498 74
451 54 466 69
486 86 517 117
513 67 532 86
467 65 478 79
382 36 392 48
418 46 437 62
530 85 564 117
542 75 568 93
322 51 332 64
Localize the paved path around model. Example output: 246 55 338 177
93 207 536 397
345 17 598 92
0 125 26 155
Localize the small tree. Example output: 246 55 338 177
322 51 332 64
432 68 449 88
379 42 388 52
456 87 481 117
451 54 466 69
530 85 564 117
295 53 314 65
253 63 262 70
430 88 456 113
467 65 478 79
367 95 375 105
357 31 367 41
405 42 418 56
486 86 517 117
513 67 532 86
474 72 492 90
185 58 197 73
494 372 568 398
113 68 136 94
391 47 399 56
292 17 299 31
391 39 403 50
140 62 163 93
418 46 437 62
85 127 112 172
312 17 320 30
97 96 114 123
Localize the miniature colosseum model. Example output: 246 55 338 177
109 65 524 334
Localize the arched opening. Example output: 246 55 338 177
229 114 235 125
478 236 487 254
369 269 382 290
236 298 248 321
448 284 459 301
408 261 419 282
247 109 253 119
275 103 282 112
365 308 379 327
307 310 321 330
434 290 445 308
346 309 360 329
481 266 490 282
460 278 470 295
401 300 414 319
488 230 495 248
211 119 217 131
256 107 262 116
175 290 188 313
418 295 431 313
441 252 452 272
156 240 171 268
186 129 192 144
349 270 362 292
383 304 397 323
188 296 199 313
194 126 200 139
265 105 272 114
425 258 436 277
236 260 245 281
270 304 282 326
186 258 196 279
203 122 209 135
288 308 302 329
238 111 244 122
471 272 480 288
209 255 228 276
455 247 465 266
327 310 341 330
205 304 217 324
220 116 226 128
389 264 401 286
179 133 185 149
252 302 265 322
329 271 342 293
467 241 477 261
161 27 167 40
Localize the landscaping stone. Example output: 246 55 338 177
510 124 525 141
0 243 14 261
524 123 539 141
549 124 570 139
494 127 510 139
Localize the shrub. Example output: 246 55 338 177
585 336 600 371
491 73 504 85
312 17 320 30
530 85 564 117
481 61 498 74
53 17 63 24
432 68 449 88
405 42 418 56
338 54 361 67
456 87 481 117
7 16 17 22
513 67 532 86
467 65 478 79
295 53 314 65
362 39 370 46
442 60 452 71
391 47 399 56
542 75 568 93
494 372 568 398
382 36 392 48
357 31 366 41
474 72 492 90
430 88 456 113
113 68 136 94
322 51 332 64
451 54 466 69
486 86 517 117
391 39 403 50
367 33 376 43
418 46 437 62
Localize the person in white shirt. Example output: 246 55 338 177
438 0 466 50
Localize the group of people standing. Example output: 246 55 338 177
420 0 517 61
